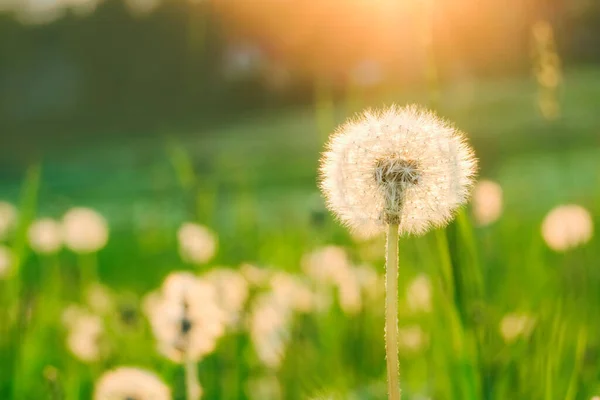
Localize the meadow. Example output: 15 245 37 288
1 67 600 400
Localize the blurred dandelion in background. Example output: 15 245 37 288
245 374 281 400
144 272 226 363
472 180 503 226
541 205 594 252
0 201 17 241
499 313 536 343
532 20 562 120
62 208 109 254
94 367 171 400
0 245 13 279
86 283 114 315
406 274 432 314
28 218 63 255
177 223 217 265
64 308 105 362
248 292 291 369
203 268 249 328
398 325 428 353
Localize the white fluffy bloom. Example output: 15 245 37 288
320 105 477 236
0 201 17 240
94 367 171 400
203 268 249 328
0 245 13 279
472 180 503 226
65 311 104 362
177 223 217 264
541 205 594 252
28 218 63 254
499 313 536 343
248 293 291 369
144 272 227 363
62 208 109 253
406 274 432 313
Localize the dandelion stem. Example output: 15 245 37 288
185 356 201 400
385 222 400 400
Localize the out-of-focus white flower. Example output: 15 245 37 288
65 310 104 362
177 223 217 264
541 205 594 252
86 283 114 315
472 180 503 226
336 269 363 315
0 201 17 240
270 272 317 314
62 208 109 253
248 293 291 369
94 367 171 400
500 313 536 343
320 105 477 237
301 246 351 285
0 245 13 279
203 268 249 328
354 264 384 301
406 274 432 313
144 272 226 363
398 325 428 352
240 263 272 287
28 218 63 254
246 374 281 400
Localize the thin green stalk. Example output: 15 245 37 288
385 223 400 400
185 355 201 400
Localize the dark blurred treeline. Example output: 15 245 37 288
0 0 598 142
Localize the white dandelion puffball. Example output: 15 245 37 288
94 367 171 400
406 274 432 313
320 105 477 236
541 205 594 252
0 201 17 240
145 272 227 363
0 245 13 279
177 223 217 264
62 208 109 253
499 313 536 343
203 268 249 327
66 312 104 362
28 218 63 254
472 180 503 226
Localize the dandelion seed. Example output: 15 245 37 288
0 201 17 240
499 313 536 343
319 105 477 400
62 208 109 254
0 245 13 279
145 272 226 363
94 367 171 400
28 218 63 254
472 180 503 226
541 205 593 252
177 223 217 264
406 274 432 313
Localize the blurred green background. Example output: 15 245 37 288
1 0 600 399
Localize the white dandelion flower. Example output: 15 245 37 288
248 293 291 369
65 311 104 362
0 201 17 240
0 245 13 279
541 204 594 252
270 272 317 314
28 218 63 254
472 180 503 226
94 367 172 400
62 208 109 253
145 272 226 363
320 105 477 237
177 223 218 264
203 268 249 328
406 274 432 314
499 313 536 343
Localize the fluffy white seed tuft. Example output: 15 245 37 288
320 105 477 236
94 367 172 400
541 204 593 252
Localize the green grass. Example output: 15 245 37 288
1 68 600 399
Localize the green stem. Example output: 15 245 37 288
385 223 400 400
185 356 201 400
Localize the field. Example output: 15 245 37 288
1 68 600 399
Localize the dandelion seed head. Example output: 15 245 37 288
28 218 63 254
0 201 17 240
94 367 171 400
301 246 351 284
145 272 226 363
248 293 291 369
66 311 104 362
472 180 503 226
204 268 249 328
499 313 536 343
62 208 109 253
541 204 594 252
270 272 316 314
320 105 477 236
177 223 217 264
406 274 432 313
0 245 13 279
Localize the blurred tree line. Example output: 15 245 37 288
0 0 598 142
